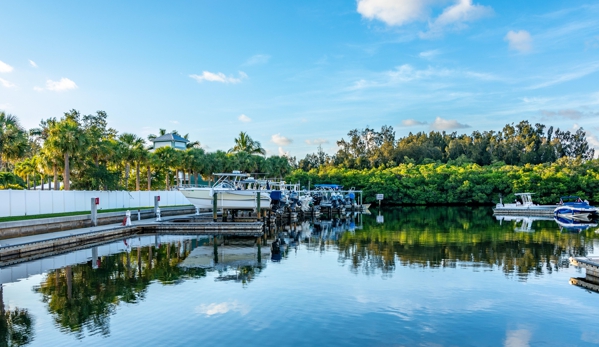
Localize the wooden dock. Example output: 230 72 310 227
0 221 264 265
569 256 599 293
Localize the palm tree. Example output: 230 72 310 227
14 159 36 189
154 146 180 189
144 151 160 190
0 112 28 171
46 117 87 190
118 133 145 190
228 131 266 156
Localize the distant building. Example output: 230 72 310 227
151 133 189 151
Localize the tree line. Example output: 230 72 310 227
0 110 292 191
298 121 595 170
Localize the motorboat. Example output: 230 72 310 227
554 196 598 222
493 193 557 215
179 172 271 210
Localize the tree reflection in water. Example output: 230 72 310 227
332 207 596 279
0 285 35 346
33 238 262 339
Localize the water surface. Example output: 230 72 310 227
2 207 599 346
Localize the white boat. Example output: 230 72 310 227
493 193 557 215
179 172 271 210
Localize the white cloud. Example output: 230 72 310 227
419 49 441 60
305 138 329 145
401 119 427 127
0 60 14 73
195 301 249 317
189 71 247 84
45 78 78 91
278 147 289 156
29 60 38 68
33 86 44 92
423 0 493 37
244 54 271 66
238 114 252 123
357 0 492 37
357 0 430 26
170 120 180 124
505 30 532 53
271 133 292 146
0 78 16 88
430 117 470 130
540 109 598 120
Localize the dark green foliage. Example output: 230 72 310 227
299 121 595 170
0 172 25 188
288 158 599 205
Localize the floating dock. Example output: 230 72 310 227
0 219 264 266
493 208 555 216
569 256 599 293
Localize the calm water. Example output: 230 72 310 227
2 207 599 346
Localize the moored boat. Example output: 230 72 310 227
554 196 598 222
179 172 271 210
493 193 557 216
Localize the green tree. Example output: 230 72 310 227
0 112 28 171
45 111 88 190
228 131 266 156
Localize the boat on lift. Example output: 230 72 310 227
179 172 271 210
554 196 599 222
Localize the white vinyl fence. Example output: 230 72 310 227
0 190 190 218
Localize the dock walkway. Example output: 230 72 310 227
0 214 264 266
569 256 599 292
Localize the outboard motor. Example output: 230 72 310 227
270 190 283 211
289 191 299 211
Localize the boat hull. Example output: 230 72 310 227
180 188 271 210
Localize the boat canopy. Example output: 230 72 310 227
314 184 343 189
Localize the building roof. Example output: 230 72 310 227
152 133 189 143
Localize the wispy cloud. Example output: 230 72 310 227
430 117 470 130
421 0 493 38
419 49 441 60
271 133 292 146
528 61 599 89
401 119 427 127
243 54 270 66
305 138 329 145
29 60 38 68
540 109 598 120
170 120 180 124
0 60 13 73
36 78 78 92
238 114 251 123
350 64 502 90
0 78 16 88
505 30 532 53
189 71 247 84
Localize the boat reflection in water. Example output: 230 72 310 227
495 215 554 232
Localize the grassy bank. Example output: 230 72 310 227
0 204 193 223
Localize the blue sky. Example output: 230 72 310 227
1 0 598 158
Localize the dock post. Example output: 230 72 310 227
90 197 98 227
155 207 162 221
257 192 261 222
195 207 200 216
125 210 132 226
213 193 218 222
154 196 160 214
137 209 141 221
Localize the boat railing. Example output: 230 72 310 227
178 184 210 189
